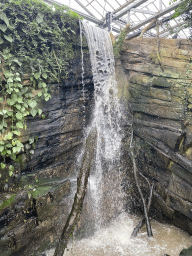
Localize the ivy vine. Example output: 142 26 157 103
113 24 130 58
0 0 80 177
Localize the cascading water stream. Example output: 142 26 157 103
81 21 125 229
83 21 122 160
46 22 192 256
79 20 86 129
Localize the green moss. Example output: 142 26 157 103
113 24 130 58
31 186 52 198
0 194 16 211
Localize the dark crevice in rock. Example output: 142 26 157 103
133 111 183 122
152 84 167 89
0 209 12 229
25 199 38 226
134 119 181 133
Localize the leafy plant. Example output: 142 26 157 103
113 24 130 58
172 0 192 38
0 0 79 176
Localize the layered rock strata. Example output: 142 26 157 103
0 55 93 256
120 37 192 234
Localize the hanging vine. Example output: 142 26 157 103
113 24 130 58
0 0 80 176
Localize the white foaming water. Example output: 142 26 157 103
81 21 124 229
45 213 192 256
83 21 122 160
79 20 86 127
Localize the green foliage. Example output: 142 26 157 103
172 0 192 17
113 30 127 58
172 0 192 38
113 25 130 58
0 193 16 211
0 0 79 175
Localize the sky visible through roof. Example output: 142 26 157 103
52 0 190 39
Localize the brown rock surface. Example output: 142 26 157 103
0 54 94 256
120 37 192 234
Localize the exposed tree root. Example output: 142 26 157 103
130 131 153 238
139 18 164 72
131 180 154 238
139 19 156 39
53 129 97 256
156 37 164 72
110 31 116 45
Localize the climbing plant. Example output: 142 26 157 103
0 0 80 175
113 24 130 58
172 0 192 38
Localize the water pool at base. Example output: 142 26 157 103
45 213 192 256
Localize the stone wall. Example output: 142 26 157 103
120 37 192 234
0 54 93 256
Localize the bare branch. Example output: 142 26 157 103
130 130 153 237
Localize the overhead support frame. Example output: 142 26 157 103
74 0 95 17
159 21 187 37
43 0 187 39
43 0 102 25
113 0 148 20
105 0 115 11
114 0 121 7
130 8 156 15
127 12 175 40
159 0 162 11
113 0 137 14
86 0 95 7
127 10 131 24
127 1 182 33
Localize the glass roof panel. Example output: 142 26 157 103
45 0 190 39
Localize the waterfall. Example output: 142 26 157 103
79 20 86 128
46 22 192 256
80 21 125 231
83 22 122 160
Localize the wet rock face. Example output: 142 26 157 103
21 55 94 177
120 37 192 234
0 179 72 256
180 245 192 255
0 55 94 255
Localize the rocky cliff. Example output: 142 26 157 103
0 54 93 256
1 33 192 256
119 37 192 234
